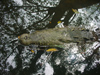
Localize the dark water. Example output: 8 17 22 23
0 0 100 75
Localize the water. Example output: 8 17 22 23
0 0 100 75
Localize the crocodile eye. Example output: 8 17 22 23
24 36 29 40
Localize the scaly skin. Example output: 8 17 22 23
18 26 94 46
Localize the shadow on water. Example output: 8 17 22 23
0 0 100 75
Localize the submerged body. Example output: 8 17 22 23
18 26 95 46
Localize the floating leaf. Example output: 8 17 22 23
31 50 34 53
72 9 79 14
46 48 58 52
57 21 62 24
18 36 20 39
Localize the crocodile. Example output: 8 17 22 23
18 26 97 46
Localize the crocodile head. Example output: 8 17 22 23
18 33 32 45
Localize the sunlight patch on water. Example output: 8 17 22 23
7 55 16 68
13 0 23 6
64 43 78 54
78 64 87 73
44 63 54 75
55 58 61 65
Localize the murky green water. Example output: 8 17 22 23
0 0 100 75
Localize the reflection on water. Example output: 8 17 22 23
0 0 100 75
